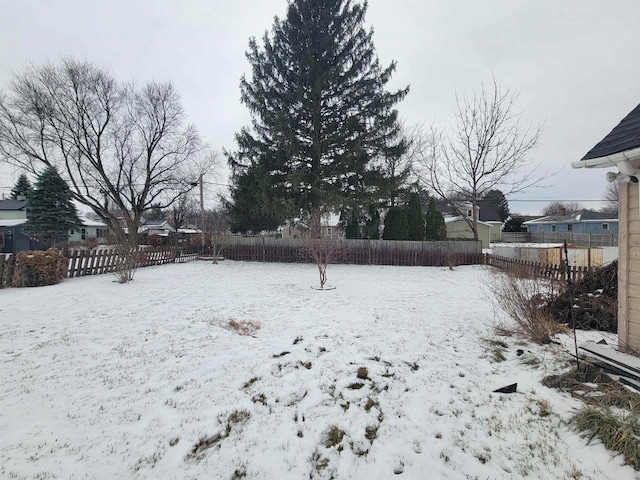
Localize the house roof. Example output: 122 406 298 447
523 209 617 225
582 103 640 160
0 219 28 227
80 217 106 228
444 216 492 227
0 199 27 210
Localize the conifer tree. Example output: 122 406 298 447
425 198 447 240
362 205 380 239
382 207 409 240
25 166 80 243
406 193 425 240
228 0 408 231
10 173 32 200
483 189 510 221
345 210 360 239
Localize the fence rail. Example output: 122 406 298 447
485 254 592 282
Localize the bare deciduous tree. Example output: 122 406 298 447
0 58 214 278
601 182 619 216
542 201 583 216
303 209 341 289
415 78 547 240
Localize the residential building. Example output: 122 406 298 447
523 210 618 234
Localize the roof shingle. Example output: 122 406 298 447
582 103 640 160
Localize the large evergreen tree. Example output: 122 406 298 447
228 0 408 231
25 166 80 242
425 198 447 240
10 173 32 200
483 189 510 221
406 193 425 241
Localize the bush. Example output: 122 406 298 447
13 249 67 287
489 265 567 344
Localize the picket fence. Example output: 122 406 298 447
0 247 199 288
485 254 593 282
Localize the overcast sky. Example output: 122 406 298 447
1 0 639 214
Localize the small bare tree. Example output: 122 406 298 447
303 209 341 289
416 78 547 240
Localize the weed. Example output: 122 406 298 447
364 397 379 412
357 367 369 380
323 425 346 449
169 437 180 447
293 336 303 345
483 337 508 349
573 406 640 469
242 377 259 390
535 399 552 417
365 425 378 443
225 410 251 437
222 319 260 336
435 432 442 439
187 433 222 460
231 465 247 479
491 349 506 363
348 382 365 390
405 361 419 372
521 355 541 367
273 351 290 358
251 393 267 405
299 361 312 369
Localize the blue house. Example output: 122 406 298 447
523 209 618 234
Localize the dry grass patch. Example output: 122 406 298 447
221 319 261 336
323 425 346 449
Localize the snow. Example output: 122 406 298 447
0 262 636 479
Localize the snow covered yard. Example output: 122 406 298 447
0 261 636 479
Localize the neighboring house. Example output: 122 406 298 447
0 199 27 220
140 220 176 237
441 201 502 248
68 217 109 243
523 209 618 234
572 102 640 352
0 219 30 254
281 213 343 239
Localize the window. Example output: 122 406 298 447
96 229 105 238
551 225 556 232
81 228 86 240
326 227 332 237
0 232 4 249
602 223 609 231
70 229 74 235
567 224 573 232
467 210 472 217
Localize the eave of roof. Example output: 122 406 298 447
573 103 640 169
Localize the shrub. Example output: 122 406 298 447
488 265 567 344
13 249 67 287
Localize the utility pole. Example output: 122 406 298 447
200 173 205 249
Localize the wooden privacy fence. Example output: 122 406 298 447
213 236 483 267
485 254 593 282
